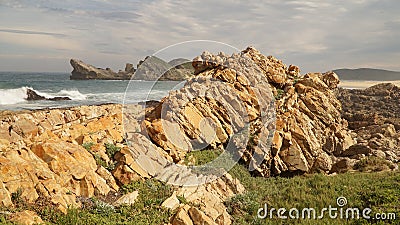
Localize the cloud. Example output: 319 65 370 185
0 29 67 38
0 0 399 72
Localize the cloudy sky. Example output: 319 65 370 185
0 0 399 73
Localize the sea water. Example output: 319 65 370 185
0 72 185 111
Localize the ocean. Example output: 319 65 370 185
0 72 185 111
1 72 397 111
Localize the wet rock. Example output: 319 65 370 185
26 88 71 101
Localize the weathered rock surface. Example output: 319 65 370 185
0 104 124 212
170 173 244 225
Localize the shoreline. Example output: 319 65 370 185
0 102 121 116
339 80 400 89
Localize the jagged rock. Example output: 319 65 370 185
341 144 372 157
26 88 45 100
143 47 355 176
188 207 217 225
338 83 400 130
331 157 357 173
124 63 135 73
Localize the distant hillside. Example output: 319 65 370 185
334 68 400 81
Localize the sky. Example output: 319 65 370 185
0 0 399 73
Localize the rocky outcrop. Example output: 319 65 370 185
26 88 71 101
70 59 132 80
142 47 356 177
336 83 400 167
338 83 400 130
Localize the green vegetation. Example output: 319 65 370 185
226 164 399 224
104 143 121 159
1 180 173 225
82 142 121 171
184 148 223 166
274 88 284 100
82 142 94 151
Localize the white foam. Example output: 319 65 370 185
0 87 29 105
56 89 86 100
0 87 87 105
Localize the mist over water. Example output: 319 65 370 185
0 72 183 111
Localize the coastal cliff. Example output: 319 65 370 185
1 47 399 224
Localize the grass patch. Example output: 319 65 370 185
3 179 174 225
226 164 399 224
184 148 223 166
354 156 396 172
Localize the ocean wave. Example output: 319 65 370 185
0 87 29 105
0 87 86 105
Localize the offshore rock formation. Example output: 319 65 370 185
70 59 132 80
143 47 356 177
70 56 194 81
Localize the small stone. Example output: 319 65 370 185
162 192 180 210
113 191 139 206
